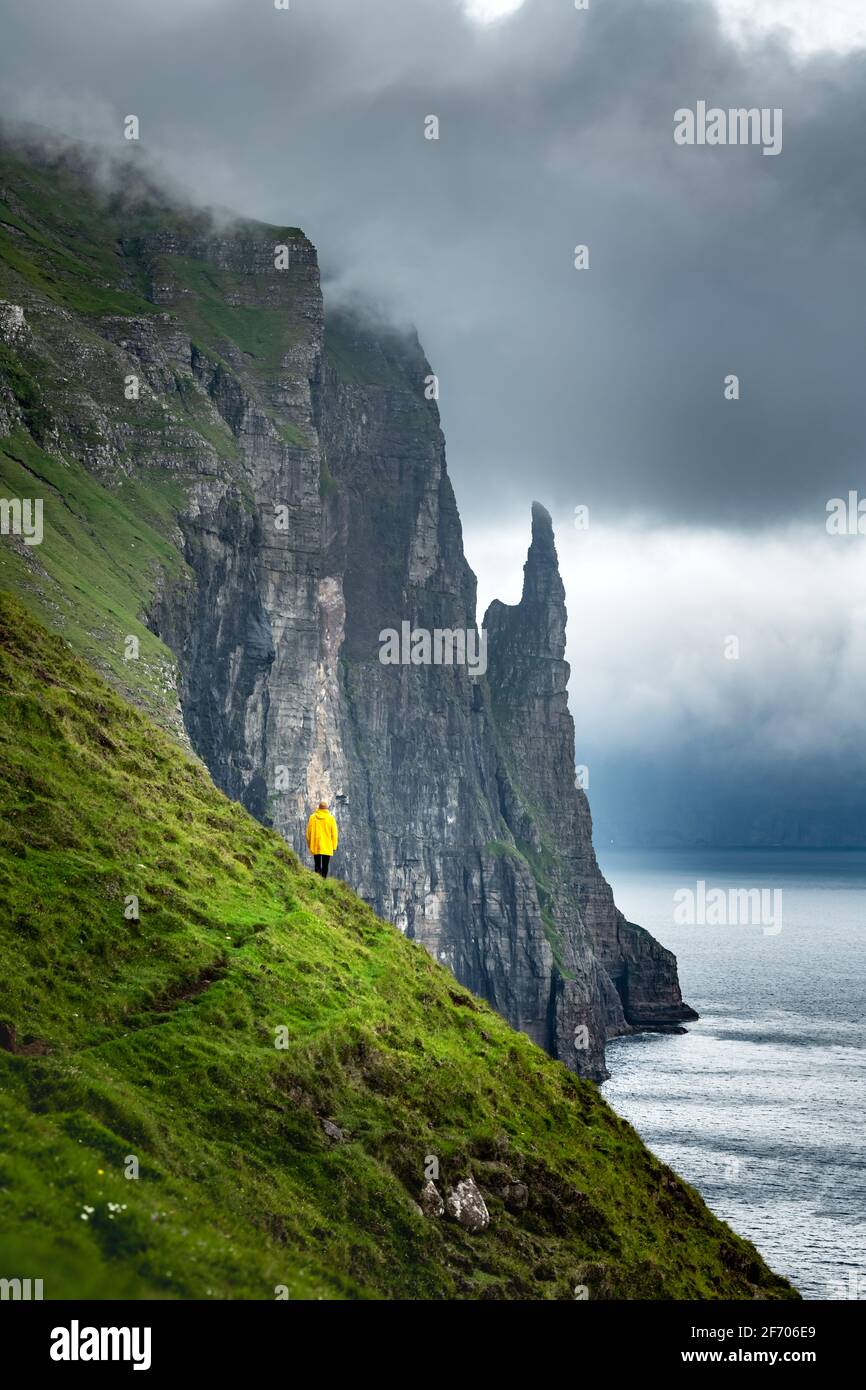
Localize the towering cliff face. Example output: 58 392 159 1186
0 140 696 1079
146 255 696 1080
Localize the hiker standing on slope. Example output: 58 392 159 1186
306 800 339 878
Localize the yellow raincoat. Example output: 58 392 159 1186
306 808 338 857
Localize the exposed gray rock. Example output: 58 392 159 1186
0 301 26 344
419 1180 445 1218
321 1119 343 1143
502 1181 529 1211
446 1178 490 1233
145 250 696 1080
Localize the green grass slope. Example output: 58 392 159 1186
0 595 796 1300
0 141 224 734
0 427 190 734
0 138 307 734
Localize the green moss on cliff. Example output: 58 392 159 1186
0 140 285 731
0 146 154 316
326 312 425 395
160 255 302 378
0 429 188 731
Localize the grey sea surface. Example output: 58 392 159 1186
598 849 866 1300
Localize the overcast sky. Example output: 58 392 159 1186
2 0 865 841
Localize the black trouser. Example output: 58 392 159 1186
314 854 331 879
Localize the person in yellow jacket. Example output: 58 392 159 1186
305 800 339 878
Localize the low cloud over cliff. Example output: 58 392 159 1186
3 0 864 841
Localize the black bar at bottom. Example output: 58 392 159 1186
1 1297 857 1376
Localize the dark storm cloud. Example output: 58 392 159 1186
1 0 865 527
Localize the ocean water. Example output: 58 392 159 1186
597 849 866 1300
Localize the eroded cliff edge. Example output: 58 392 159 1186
142 246 696 1081
0 140 696 1079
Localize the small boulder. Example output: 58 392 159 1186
419 1179 445 1218
321 1119 343 1143
446 1178 490 1233
502 1180 529 1211
0 302 27 344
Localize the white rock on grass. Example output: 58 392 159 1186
446 1178 489 1232
0 302 27 344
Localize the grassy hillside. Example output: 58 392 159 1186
0 137 306 737
0 595 796 1300
0 141 210 734
0 426 190 733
